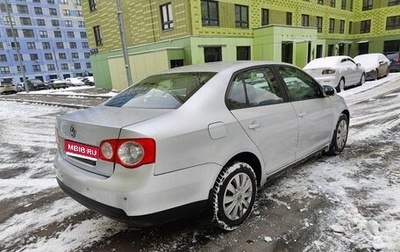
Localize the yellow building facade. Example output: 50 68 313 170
82 0 400 90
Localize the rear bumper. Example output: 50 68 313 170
57 178 209 226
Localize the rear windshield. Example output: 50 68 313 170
105 72 216 108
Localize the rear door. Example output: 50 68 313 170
275 65 334 160
227 66 298 174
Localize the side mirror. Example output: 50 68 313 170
323 85 335 96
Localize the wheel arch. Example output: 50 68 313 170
224 152 262 187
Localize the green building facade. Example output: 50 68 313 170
82 0 400 90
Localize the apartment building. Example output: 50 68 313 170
82 0 400 90
0 0 92 84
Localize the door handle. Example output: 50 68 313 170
298 112 306 118
248 121 261 130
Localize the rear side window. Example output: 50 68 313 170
105 72 216 108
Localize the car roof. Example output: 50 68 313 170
159 61 292 74
304 56 351 68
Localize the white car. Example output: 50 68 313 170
303 56 365 92
65 77 85 86
54 61 349 230
354 53 390 81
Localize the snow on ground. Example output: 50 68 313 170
0 74 400 251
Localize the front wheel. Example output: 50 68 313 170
211 161 257 231
327 113 349 155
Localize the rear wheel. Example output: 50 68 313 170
327 113 349 155
336 78 345 92
211 161 256 231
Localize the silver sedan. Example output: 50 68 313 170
54 61 349 231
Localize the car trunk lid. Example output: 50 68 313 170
56 105 169 177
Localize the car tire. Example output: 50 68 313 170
211 161 257 231
336 78 345 93
327 113 349 156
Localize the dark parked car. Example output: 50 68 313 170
385 52 400 72
18 79 47 91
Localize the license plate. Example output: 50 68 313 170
64 140 99 161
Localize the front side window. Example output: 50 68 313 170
226 67 284 110
201 0 219 26
160 3 173 30
235 4 249 28
105 72 216 109
278 66 322 102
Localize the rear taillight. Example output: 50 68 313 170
99 138 155 169
322 69 336 74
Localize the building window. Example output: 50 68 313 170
37 19 45 26
77 10 83 17
328 44 335 56
34 7 43 14
59 53 66 59
17 66 26 73
80 32 87 38
261 8 269 26
39 31 48 38
67 31 75 38
74 63 81 69
52 19 60 26
170 59 184 68
160 3 173 30
71 52 79 59
17 5 29 14
69 42 77 49
317 16 323 33
301 14 309 26
63 9 70 16
33 65 41 72
82 42 89 48
286 12 292 25
11 42 21 49
383 40 400 53
89 0 97 12
48 0 55 3
3 16 15 25
0 43 3 50
237 46 251 60
0 54 7 62
56 42 64 49
340 20 345 33
330 0 336 7
47 64 56 71
349 21 352 34
329 18 335 33
20 17 32 25
360 19 371 33
386 16 400 30
61 63 69 70
235 5 249 28
388 0 400 6
26 42 36 50
362 0 372 10
350 0 353 10
78 21 85 27
317 0 324 4
42 42 50 49
204 47 222 62
49 8 57 15
86 62 91 69
6 28 18 37
54 31 62 38
201 0 219 26
45 53 53 60
30 54 39 61
33 0 41 2
65 20 73 27
84 52 90 58
93 26 103 46
23 29 34 38
341 0 347 9
0 67 10 74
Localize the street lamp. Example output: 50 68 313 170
5 0 29 92
116 0 133 87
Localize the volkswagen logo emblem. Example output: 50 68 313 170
70 125 76 138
